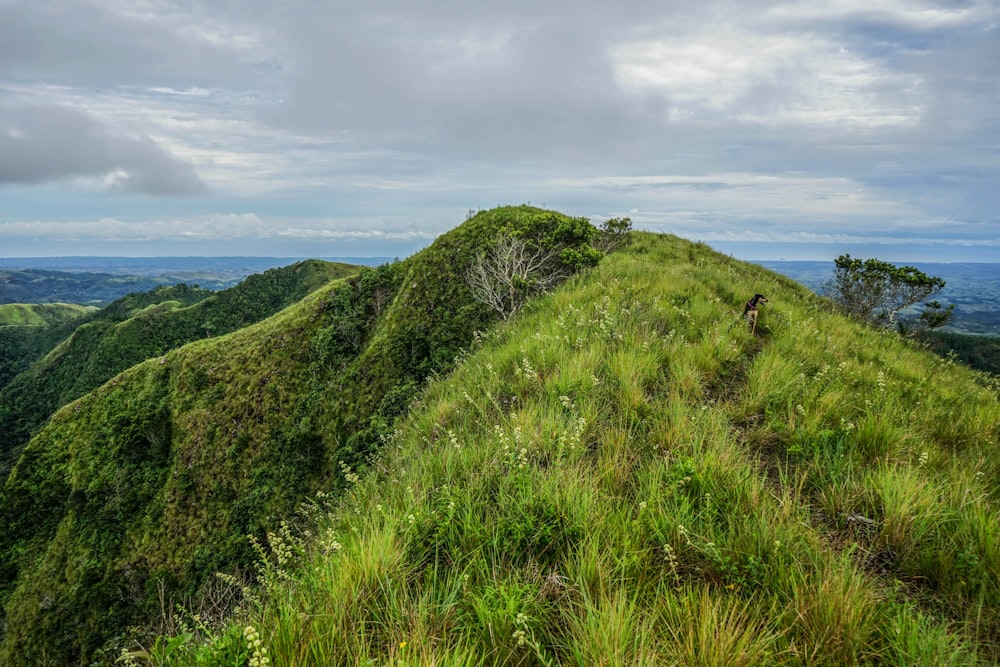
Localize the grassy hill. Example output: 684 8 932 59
139 232 998 665
0 303 97 390
0 261 359 479
0 207 604 665
0 303 97 328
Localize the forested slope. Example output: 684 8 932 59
0 303 97 388
0 261 358 478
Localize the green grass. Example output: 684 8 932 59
146 231 1000 666
0 303 97 328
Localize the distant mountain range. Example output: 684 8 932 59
0 257 391 306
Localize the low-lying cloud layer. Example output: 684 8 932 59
0 0 997 258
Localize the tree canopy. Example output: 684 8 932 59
828 254 952 330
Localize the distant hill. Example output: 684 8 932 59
0 303 96 328
0 260 361 480
0 269 207 306
0 256 392 306
0 303 99 397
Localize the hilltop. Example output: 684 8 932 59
136 229 998 665
0 207 605 664
0 302 97 328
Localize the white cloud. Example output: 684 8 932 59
766 0 995 30
612 31 924 127
0 214 437 243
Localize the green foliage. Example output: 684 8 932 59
0 304 97 389
829 254 951 329
0 261 357 480
596 216 633 253
922 330 1000 376
465 210 602 319
0 302 96 328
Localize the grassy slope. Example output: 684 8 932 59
0 303 97 327
0 260 358 478
0 207 601 665
181 232 999 666
0 304 98 391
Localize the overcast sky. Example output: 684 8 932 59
1 0 998 261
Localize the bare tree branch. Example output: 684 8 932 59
465 235 569 319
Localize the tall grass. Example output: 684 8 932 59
150 232 1000 666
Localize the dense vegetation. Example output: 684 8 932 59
137 232 998 666
0 304 96 388
924 330 1000 376
0 262 357 479
0 207 605 665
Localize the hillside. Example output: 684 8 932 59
0 303 97 328
0 207 604 664
0 261 359 479
0 303 97 389
143 232 998 665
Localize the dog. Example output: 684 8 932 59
743 294 767 335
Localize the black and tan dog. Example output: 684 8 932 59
743 294 767 334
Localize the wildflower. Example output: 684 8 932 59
339 460 361 485
244 626 269 667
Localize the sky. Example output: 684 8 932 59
1 0 998 262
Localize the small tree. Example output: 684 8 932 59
595 216 633 253
828 254 953 330
465 210 603 319
465 235 569 319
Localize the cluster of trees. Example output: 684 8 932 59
827 254 954 334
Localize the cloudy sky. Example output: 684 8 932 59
1 0 998 260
